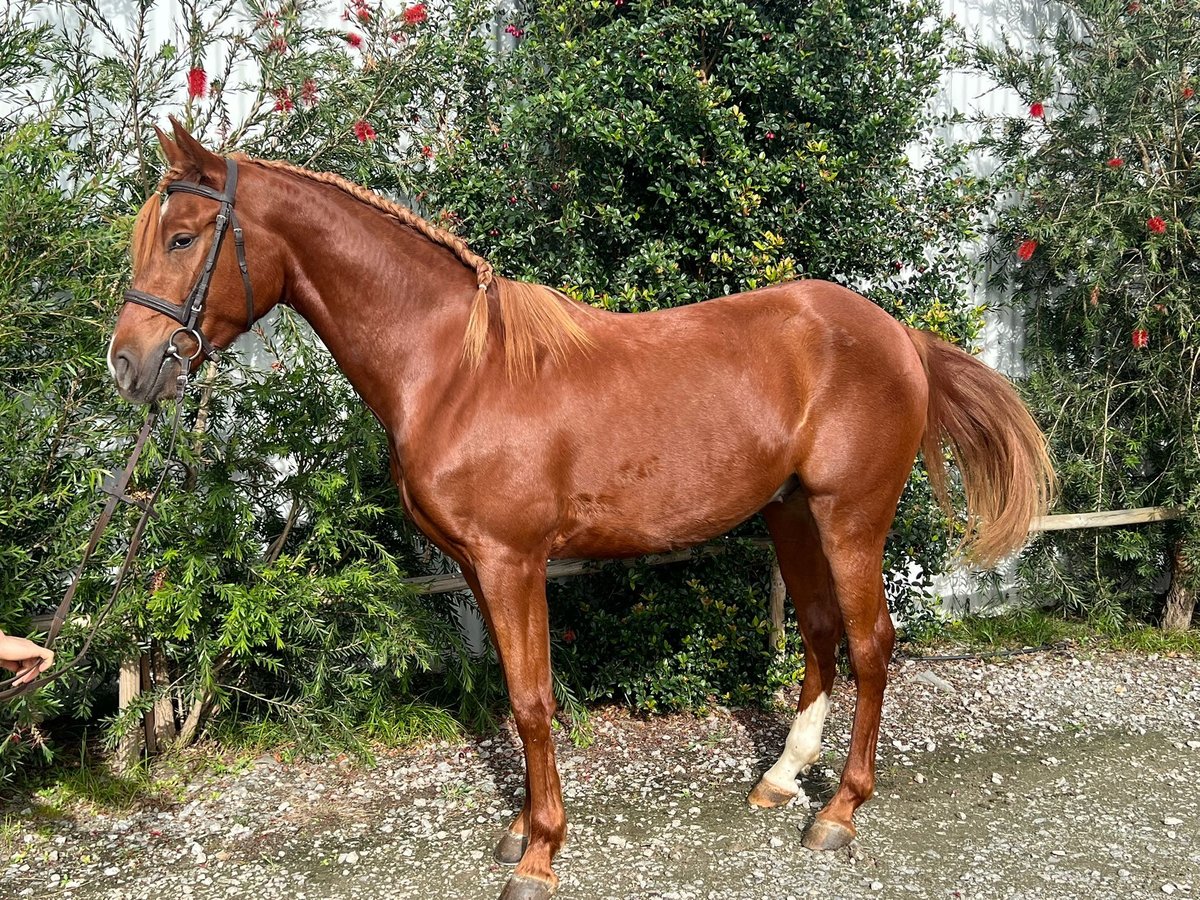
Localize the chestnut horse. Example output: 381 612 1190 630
109 122 1054 900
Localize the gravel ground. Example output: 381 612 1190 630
4 648 1199 900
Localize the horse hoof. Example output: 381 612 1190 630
498 874 556 900
494 830 528 865
748 778 798 809
801 817 855 851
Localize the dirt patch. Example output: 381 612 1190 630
4 649 1198 899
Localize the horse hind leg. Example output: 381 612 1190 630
795 464 910 851
749 495 843 809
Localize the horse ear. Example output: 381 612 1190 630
167 115 223 180
153 124 187 170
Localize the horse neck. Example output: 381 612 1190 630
269 175 477 432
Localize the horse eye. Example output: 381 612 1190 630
169 234 196 251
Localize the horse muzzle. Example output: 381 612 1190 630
110 339 188 405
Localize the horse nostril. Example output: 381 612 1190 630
113 350 138 391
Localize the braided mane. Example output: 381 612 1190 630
242 155 590 378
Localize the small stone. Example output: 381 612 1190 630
991 773 1003 785
1163 817 1183 826
102 866 119 877
914 773 926 784
769 836 784 849
871 882 883 891
1162 884 1176 895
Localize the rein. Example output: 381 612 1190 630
0 157 251 702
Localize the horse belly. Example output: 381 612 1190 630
551 448 792 558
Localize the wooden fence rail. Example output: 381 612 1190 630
405 507 1183 596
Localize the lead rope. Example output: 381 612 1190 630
0 353 194 702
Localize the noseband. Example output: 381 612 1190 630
123 156 255 362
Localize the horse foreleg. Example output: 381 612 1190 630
470 553 565 900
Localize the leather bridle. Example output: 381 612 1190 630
0 157 254 702
123 156 256 358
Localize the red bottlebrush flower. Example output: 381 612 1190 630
1132 329 1150 349
1126 1 1140 10
273 88 294 112
1106 157 1124 168
1147 216 1167 234
267 35 288 54
1184 87 1195 100
345 32 363 48
186 67 207 99
353 119 377 142
1016 239 1038 261
421 145 434 158
562 629 576 644
301 78 318 106
1029 101 1045 119
403 3 427 24
357 8 370 22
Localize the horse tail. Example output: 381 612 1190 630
906 327 1056 567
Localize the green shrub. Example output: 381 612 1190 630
407 0 989 705
2 0 991 780
976 0 1199 624
0 0 496 784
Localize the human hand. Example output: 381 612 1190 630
0 633 55 686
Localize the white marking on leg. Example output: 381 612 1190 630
761 693 831 794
